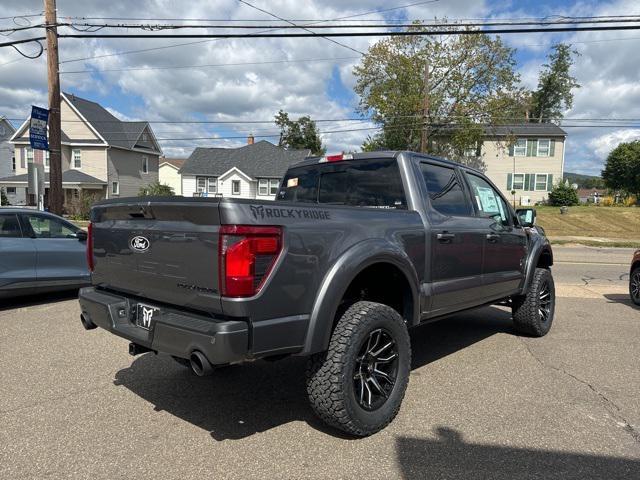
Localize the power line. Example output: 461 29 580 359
236 0 365 55
49 24 640 40
59 17 640 30
7 116 640 124
59 55 360 74
56 0 439 65
57 1 441 23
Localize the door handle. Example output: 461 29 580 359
437 233 455 243
486 233 500 243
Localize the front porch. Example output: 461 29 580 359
0 170 107 210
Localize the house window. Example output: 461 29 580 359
258 178 268 196
25 147 34 163
72 189 80 199
44 151 50 172
269 179 279 195
196 177 207 193
142 132 148 142
11 156 15 171
512 173 525 190
142 156 148 173
232 180 241 195
513 139 527 157
207 177 217 194
535 174 548 191
7 187 16 194
537 139 550 156
72 149 82 169
111 181 119 195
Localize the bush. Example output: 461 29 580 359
0 187 9 206
623 195 638 207
138 182 174 196
66 191 102 220
548 183 579 206
600 196 614 206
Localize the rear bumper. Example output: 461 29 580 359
78 287 249 365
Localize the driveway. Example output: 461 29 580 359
0 246 638 479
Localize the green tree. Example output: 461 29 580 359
353 22 527 165
275 110 325 155
602 140 640 198
530 43 580 123
0 187 9 206
548 183 579 206
138 182 174 196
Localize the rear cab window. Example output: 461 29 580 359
419 162 473 216
278 158 407 210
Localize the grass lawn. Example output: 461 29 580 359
535 206 640 247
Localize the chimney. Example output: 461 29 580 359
247 134 254 145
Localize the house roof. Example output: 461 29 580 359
0 170 106 185
435 123 567 137
63 93 159 151
180 141 311 178
10 93 161 154
160 157 186 169
0 116 16 134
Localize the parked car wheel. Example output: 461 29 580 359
512 267 556 337
630 267 640 306
306 301 411 437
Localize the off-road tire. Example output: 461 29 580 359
306 301 411 437
512 267 555 336
630 266 640 306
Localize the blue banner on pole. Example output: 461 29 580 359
30 105 49 150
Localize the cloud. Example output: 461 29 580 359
0 0 638 173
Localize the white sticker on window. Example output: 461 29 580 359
287 177 299 188
476 186 499 214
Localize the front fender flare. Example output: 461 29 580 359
300 239 420 356
519 233 554 295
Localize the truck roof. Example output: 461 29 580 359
290 151 472 171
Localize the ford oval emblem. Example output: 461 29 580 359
130 236 150 253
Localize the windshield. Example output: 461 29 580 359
277 158 407 210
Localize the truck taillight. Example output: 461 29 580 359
86 222 94 272
219 225 282 297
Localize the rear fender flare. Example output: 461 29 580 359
301 239 420 356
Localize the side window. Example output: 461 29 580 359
26 215 77 239
0 214 22 238
420 163 472 216
465 174 510 226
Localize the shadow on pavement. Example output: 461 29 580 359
113 306 516 441
0 289 79 312
603 293 638 310
397 427 639 480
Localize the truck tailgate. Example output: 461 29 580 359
90 199 222 314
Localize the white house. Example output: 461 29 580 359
158 157 185 195
179 138 310 199
0 117 17 204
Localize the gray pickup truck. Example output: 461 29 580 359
79 151 555 436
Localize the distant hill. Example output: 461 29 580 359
563 172 605 188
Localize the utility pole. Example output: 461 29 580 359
420 60 430 153
44 0 63 214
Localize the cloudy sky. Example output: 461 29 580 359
1 0 639 175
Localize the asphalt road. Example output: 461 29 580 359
1 246 638 479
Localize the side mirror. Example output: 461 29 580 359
75 230 88 241
515 208 536 228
